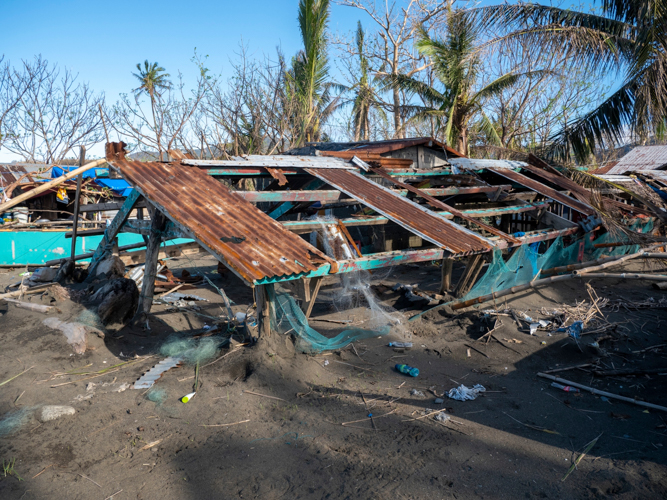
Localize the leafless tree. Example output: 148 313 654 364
335 0 451 138
4 56 105 163
195 46 299 157
111 68 207 159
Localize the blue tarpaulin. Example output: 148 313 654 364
50 166 133 196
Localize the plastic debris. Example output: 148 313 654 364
551 382 580 393
434 412 450 422
388 342 413 348
557 320 584 339
133 356 183 389
447 384 486 401
396 364 419 377
434 398 444 404
181 392 196 403
410 389 425 397
529 323 539 335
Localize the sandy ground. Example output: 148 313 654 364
1 253 666 500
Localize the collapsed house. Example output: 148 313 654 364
53 139 653 338
1 138 663 346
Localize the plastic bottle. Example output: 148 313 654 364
551 382 580 393
181 392 196 403
396 364 419 377
389 342 413 348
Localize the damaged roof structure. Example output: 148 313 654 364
72 138 664 335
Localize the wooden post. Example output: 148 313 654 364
85 189 141 280
440 258 453 294
134 206 167 322
69 146 86 262
454 254 485 298
301 277 323 318
256 284 273 337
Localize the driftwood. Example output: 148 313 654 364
537 373 667 412
3 298 53 313
0 283 55 300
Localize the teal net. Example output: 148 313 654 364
463 219 655 302
269 287 390 354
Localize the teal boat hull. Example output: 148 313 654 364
0 230 193 265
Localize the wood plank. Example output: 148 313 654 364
119 242 203 266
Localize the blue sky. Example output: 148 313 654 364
1 0 596 160
2 0 365 104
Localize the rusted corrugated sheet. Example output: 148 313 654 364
489 167 595 216
349 137 464 158
304 167 494 255
607 146 667 174
521 164 653 216
112 160 335 284
0 165 28 186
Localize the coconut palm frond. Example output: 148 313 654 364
478 111 503 147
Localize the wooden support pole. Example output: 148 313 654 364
440 258 453 294
454 254 485 298
256 284 273 337
134 206 167 322
69 146 86 262
302 277 323 318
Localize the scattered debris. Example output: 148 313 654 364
562 433 603 481
447 384 486 401
396 364 419 377
410 389 425 397
134 357 183 390
37 405 76 423
42 317 104 354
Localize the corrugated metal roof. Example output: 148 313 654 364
112 160 335 284
0 165 29 186
449 158 528 170
488 167 595 216
639 170 667 185
607 146 667 174
288 137 464 159
304 167 494 255
521 163 653 216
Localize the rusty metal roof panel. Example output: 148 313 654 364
0 165 28 186
304 168 494 255
607 146 667 174
112 160 335 284
488 167 595 216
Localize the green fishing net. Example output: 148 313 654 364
463 219 654 302
268 286 390 354
159 336 222 365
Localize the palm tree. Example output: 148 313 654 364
345 22 384 141
385 11 545 155
470 1 667 162
132 60 171 157
287 0 339 147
